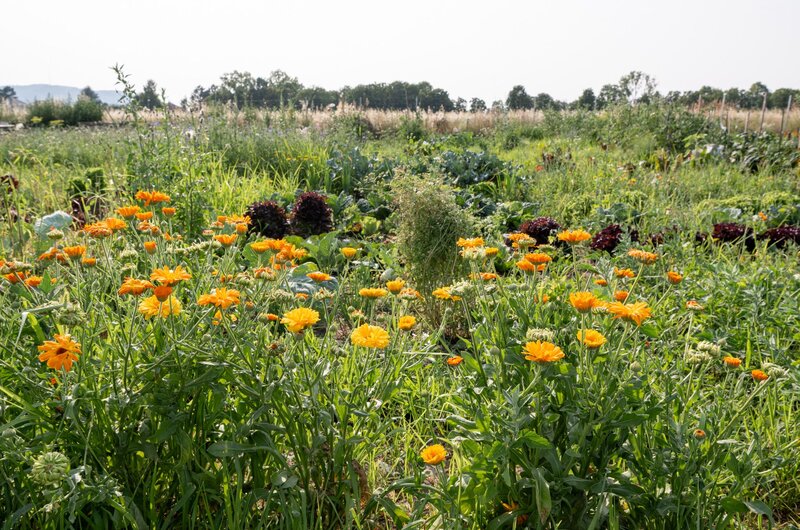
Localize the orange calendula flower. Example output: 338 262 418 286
62 245 86 259
81 256 97 267
214 234 238 247
457 237 485 248
118 277 155 296
254 267 276 280
420 444 447 465
24 276 44 288
577 329 606 349
116 205 141 219
198 287 241 309
138 294 182 319
594 278 608 286
83 222 112 238
606 301 652 326
470 272 498 281
38 248 61 261
694 429 706 439
557 229 592 244
570 292 599 312
135 212 154 221
751 369 769 382
686 300 704 311
446 355 463 366
351 324 390 348
485 247 499 257
281 307 320 333
359 287 388 298
144 241 157 254
666 271 683 284
723 356 742 368
432 287 461 301
150 265 191 286
135 190 171 206
235 223 248 234
340 247 358 259
386 279 406 293
307 271 332 282
522 341 565 363
153 285 173 302
250 241 272 253
161 207 176 217
399 288 422 300
38 334 81 372
3 271 28 284
517 260 546 273
628 249 658 264
524 252 552 265
398 315 416 331
614 267 636 278
614 290 629 302
265 313 279 321
103 217 127 231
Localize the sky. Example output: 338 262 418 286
4 0 800 103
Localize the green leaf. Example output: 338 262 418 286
743 500 773 524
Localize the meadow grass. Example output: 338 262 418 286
0 108 798 528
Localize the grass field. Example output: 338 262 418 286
0 104 798 529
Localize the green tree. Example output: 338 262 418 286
618 71 657 104
470 98 487 112
768 88 797 109
137 80 163 110
0 86 16 102
79 86 101 103
535 92 557 110
576 88 596 110
506 85 534 110
596 84 625 108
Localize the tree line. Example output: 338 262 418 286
2 70 797 114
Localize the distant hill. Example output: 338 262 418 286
8 85 121 106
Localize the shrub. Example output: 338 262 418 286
391 170 474 297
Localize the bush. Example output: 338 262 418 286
27 98 103 126
391 170 474 298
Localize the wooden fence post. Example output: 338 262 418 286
759 93 767 132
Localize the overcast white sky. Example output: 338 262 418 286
4 0 799 103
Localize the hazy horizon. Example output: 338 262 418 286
4 0 800 104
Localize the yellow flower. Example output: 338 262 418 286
198 287 241 309
577 329 606 349
37 334 81 372
485 247 499 257
150 265 192 286
135 190 171 206
63 245 86 259
614 267 635 279
214 234 238 247
420 444 447 465
340 247 358 259
432 287 461 301
398 315 416 331
667 271 683 284
456 237 485 248
350 324 390 348
119 277 155 296
522 341 565 362
103 217 127 231
386 279 406 293
614 290 629 302
307 271 332 282
138 294 182 319
557 229 592 244
569 292 599 312
524 252 552 264
359 287 388 298
606 301 651 326
723 356 742 368
628 249 658 264
116 205 141 218
281 307 320 333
